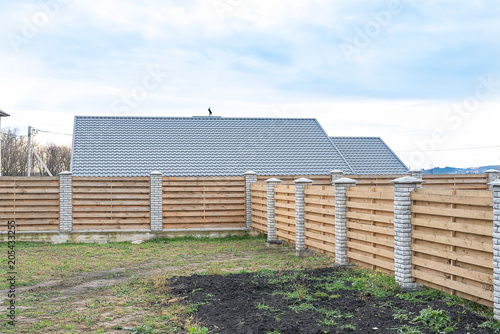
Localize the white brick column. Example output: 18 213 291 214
391 176 423 290
487 170 500 191
266 178 282 247
334 177 357 265
330 170 343 185
409 169 423 180
59 171 72 232
294 178 313 256
245 171 258 229
150 171 163 231
491 180 500 320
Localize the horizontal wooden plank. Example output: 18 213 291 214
347 190 394 200
411 192 493 206
163 204 245 211
347 241 394 259
305 239 335 254
412 217 491 236
163 217 244 224
413 269 493 302
276 230 295 242
163 186 245 192
0 177 59 181
73 206 149 212
412 230 492 252
346 201 394 213
72 181 149 187
276 222 296 234
1 188 59 194
0 207 59 213
163 193 244 199
304 186 335 196
73 212 149 218
303 205 334 216
306 226 334 237
304 197 335 206
411 204 493 221
346 211 393 225
72 188 149 194
347 232 393 247
163 210 245 217
0 212 59 219
347 221 394 236
163 176 244 181
73 224 150 230
411 243 492 269
304 214 335 226
162 223 245 229
412 256 492 285
348 252 394 271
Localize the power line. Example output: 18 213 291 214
33 128 73 137
395 145 500 153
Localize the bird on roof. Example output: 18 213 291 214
208 107 212 116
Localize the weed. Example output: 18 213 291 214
256 302 279 312
314 291 329 299
393 309 413 322
189 326 209 334
478 318 500 331
128 325 155 334
254 268 274 277
394 325 423 334
351 269 399 298
318 318 337 326
412 307 453 333
339 324 357 330
289 303 317 313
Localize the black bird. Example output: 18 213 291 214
208 107 212 116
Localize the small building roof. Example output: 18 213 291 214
329 137 408 175
0 111 10 117
71 116 355 177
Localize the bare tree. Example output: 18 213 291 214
1 128 71 176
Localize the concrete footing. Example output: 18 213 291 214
0 228 249 244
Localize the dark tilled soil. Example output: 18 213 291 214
168 266 496 334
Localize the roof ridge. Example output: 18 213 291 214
74 116 319 121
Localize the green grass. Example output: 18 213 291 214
0 235 334 333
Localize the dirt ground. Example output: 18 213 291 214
169 266 497 334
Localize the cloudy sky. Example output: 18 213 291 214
1 0 499 169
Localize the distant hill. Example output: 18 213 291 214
423 165 500 174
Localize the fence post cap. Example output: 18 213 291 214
330 170 343 174
294 178 313 184
489 179 500 187
408 169 423 173
150 171 162 175
59 171 72 175
391 176 424 184
333 177 357 185
244 171 257 175
485 169 500 173
266 178 282 183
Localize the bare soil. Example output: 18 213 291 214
169 266 496 334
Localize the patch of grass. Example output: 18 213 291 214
351 268 399 298
289 303 317 313
318 318 337 326
256 302 279 312
188 326 209 334
478 318 500 331
394 325 423 334
339 324 357 330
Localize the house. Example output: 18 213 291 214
70 116 408 177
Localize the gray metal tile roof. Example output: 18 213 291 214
71 116 356 177
329 137 408 175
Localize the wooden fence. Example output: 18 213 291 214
274 184 296 244
0 177 60 231
304 186 335 257
250 183 267 234
162 177 246 229
256 174 488 190
422 174 488 190
346 186 395 274
411 189 493 306
72 177 151 230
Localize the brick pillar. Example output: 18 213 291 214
59 171 72 232
334 177 357 265
491 180 500 320
266 178 282 247
391 176 423 290
409 169 423 180
150 171 163 231
330 170 343 185
245 171 258 229
294 178 313 256
487 170 500 191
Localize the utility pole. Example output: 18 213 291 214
0 111 10 176
27 126 32 177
